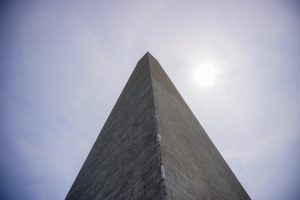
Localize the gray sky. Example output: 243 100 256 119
1 0 300 199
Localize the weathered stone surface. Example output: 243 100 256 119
66 52 250 200
148 53 250 200
66 53 166 200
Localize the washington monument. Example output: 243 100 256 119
66 52 250 200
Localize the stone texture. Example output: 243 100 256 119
66 53 166 200
66 52 250 200
148 54 250 200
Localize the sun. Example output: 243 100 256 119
193 63 216 88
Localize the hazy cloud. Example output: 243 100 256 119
1 0 299 199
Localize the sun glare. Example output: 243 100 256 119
193 63 216 88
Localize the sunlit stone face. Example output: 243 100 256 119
193 63 216 88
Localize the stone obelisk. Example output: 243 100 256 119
66 52 250 200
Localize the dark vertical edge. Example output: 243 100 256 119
147 53 168 200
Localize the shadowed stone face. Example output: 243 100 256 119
66 52 251 200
